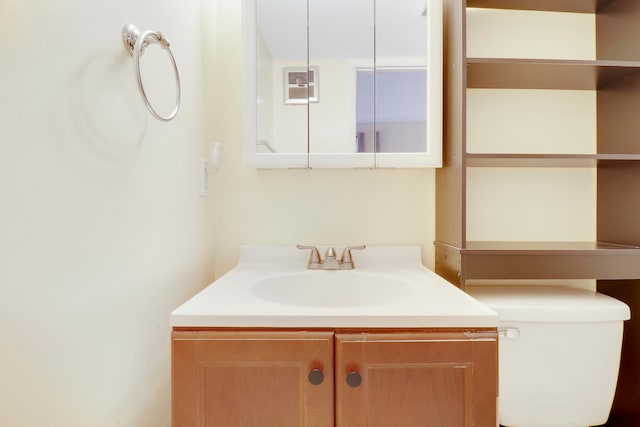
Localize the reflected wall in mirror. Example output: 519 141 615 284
243 0 442 168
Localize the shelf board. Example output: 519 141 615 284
461 241 640 254
466 0 616 13
435 241 640 281
465 153 640 167
467 58 640 90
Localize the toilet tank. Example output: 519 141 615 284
467 286 630 427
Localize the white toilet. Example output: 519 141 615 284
467 286 630 427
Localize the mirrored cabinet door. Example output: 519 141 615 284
308 0 375 168
243 0 442 169
256 0 308 155
247 0 310 168
375 0 427 160
374 0 441 168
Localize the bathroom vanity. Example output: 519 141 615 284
171 246 498 426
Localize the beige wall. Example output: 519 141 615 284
466 9 597 245
0 1 213 426
466 8 594 60
209 4 598 279
208 0 436 277
0 3 602 426
466 9 597 290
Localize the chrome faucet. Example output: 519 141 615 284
297 245 366 270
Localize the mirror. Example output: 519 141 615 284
243 0 442 168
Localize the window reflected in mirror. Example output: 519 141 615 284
356 68 427 153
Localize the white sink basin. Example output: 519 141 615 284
250 271 414 308
170 245 498 328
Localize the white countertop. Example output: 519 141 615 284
171 245 498 328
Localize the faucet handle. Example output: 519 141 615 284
340 245 366 267
297 245 321 267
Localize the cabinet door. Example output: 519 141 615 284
172 330 334 427
335 331 497 427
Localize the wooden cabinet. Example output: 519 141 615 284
172 331 334 427
172 329 497 427
436 0 640 286
335 331 496 427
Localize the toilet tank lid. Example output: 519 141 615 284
466 286 630 323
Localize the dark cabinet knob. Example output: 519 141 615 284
346 371 362 388
308 368 324 385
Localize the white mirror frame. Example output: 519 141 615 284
242 0 442 169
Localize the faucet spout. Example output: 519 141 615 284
322 247 340 269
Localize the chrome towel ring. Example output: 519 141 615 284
122 24 181 122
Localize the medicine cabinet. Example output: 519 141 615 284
242 0 443 168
